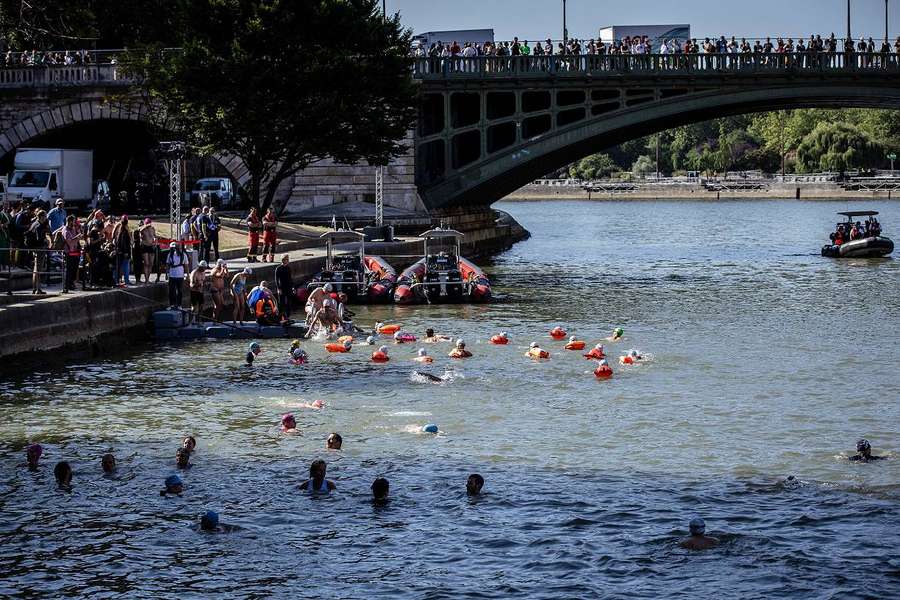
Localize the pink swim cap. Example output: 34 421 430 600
281 413 296 425
144 217 152 225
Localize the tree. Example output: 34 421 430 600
796 122 884 173
128 0 417 212
631 155 655 178
569 153 618 180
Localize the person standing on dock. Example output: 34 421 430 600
139 218 157 285
189 260 208 325
275 254 293 321
262 208 278 263
166 242 187 310
243 207 261 263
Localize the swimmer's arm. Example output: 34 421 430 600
327 480 336 491
298 480 309 490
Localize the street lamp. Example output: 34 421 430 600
563 0 568 46
886 0 890 43
847 0 852 42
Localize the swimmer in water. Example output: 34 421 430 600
371 477 389 504
176 447 192 469
679 518 719 550
413 348 433 363
363 336 376 345
54 461 72 489
467 473 484 496
423 328 451 343
448 339 472 358
182 436 197 454
584 343 606 360
26 443 42 471
200 510 221 532
281 413 298 433
414 371 445 383
246 341 261 365
326 433 342 450
849 439 885 462
290 347 308 365
101 453 116 474
607 327 624 342
299 459 336 493
161 474 183 496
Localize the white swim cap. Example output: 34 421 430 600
595 343 604 351
324 283 333 292
456 339 465 347
417 348 427 356
530 342 538 348
366 336 375 344
569 336 576 342
199 260 209 268
217 258 226 266
393 331 401 339
598 359 609 366
500 331 508 337
378 345 388 353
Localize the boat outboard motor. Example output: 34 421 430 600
423 270 440 301
446 268 463 299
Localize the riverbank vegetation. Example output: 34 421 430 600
569 109 900 179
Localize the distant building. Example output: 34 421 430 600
412 29 495 50
598 24 691 46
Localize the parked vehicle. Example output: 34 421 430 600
190 177 236 208
7 148 93 208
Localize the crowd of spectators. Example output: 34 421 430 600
412 33 900 72
1 49 109 68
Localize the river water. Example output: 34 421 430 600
1 199 899 598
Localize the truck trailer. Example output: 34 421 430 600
7 148 94 208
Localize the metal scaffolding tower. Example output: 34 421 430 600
158 142 187 241
375 165 384 227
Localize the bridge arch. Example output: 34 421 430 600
0 99 252 191
417 83 900 211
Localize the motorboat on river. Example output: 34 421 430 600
296 229 396 303
821 211 893 258
394 228 491 304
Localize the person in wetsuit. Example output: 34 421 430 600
849 439 885 462
680 518 719 550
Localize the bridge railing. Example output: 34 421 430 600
412 52 900 78
0 50 131 88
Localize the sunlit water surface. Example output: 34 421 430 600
1 199 899 598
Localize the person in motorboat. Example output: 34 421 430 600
849 439 885 462
299 459 336 494
680 518 719 550
448 339 472 358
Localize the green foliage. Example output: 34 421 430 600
631 155 655 177
796 122 884 173
129 0 417 211
569 153 618 180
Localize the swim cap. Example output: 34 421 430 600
500 331 508 337
169 242 177 249
144 217 152 225
249 342 261 351
217 259 226 266
595 344 604 351
291 347 307 360
530 342 538 348
456 339 465 347
243 267 252 275
630 350 639 357
324 283 333 292
689 518 706 535
282 413 296 426
615 328 624 336
569 336 576 342
598 359 609 367
418 348 427 356
165 474 182 488
378 345 389 353
422 424 439 433
201 510 219 528
199 260 209 268
366 336 375 345
393 331 401 340
857 439 871 452
27 443 42 457
290 339 301 349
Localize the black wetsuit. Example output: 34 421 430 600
849 454 884 462
246 351 255 366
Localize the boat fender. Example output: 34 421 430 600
550 326 567 339
372 346 390 362
490 334 509 345
594 364 614 378
325 342 351 353
565 337 586 350
378 324 401 335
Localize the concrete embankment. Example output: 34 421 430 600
504 183 900 201
0 209 528 369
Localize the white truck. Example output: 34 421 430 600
7 148 94 208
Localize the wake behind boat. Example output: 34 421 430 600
394 228 491 304
821 211 893 258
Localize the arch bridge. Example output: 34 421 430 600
412 52 900 211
